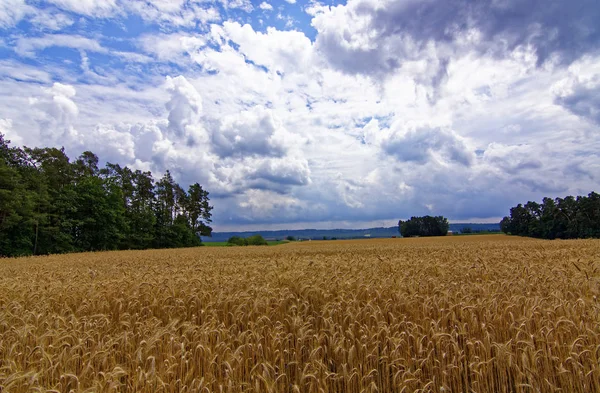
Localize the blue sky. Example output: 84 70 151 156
1 0 599 230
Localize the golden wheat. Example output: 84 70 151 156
1 235 599 392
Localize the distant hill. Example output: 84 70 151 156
203 223 501 242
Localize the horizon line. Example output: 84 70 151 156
206 222 500 234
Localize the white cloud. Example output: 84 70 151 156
553 55 600 126
218 0 253 12
237 190 308 222
212 106 292 158
259 2 273 11
29 10 74 31
5 0 221 29
113 51 154 63
84 123 136 162
13 33 160 67
479 140 595 195
62 75 314 200
250 156 311 187
139 33 207 63
0 118 23 145
305 1 328 17
0 0 33 28
15 34 106 57
126 1 220 27
139 0 187 13
482 143 543 175
0 60 52 83
164 75 207 144
45 0 119 17
194 6 220 24
28 82 79 144
222 22 313 74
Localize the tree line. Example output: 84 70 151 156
398 216 450 237
1 133 212 257
500 192 600 239
227 235 268 246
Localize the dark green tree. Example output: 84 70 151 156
227 236 248 246
25 147 78 254
500 192 600 239
0 133 213 257
128 170 157 249
186 183 213 236
0 135 36 256
399 216 449 237
246 234 268 246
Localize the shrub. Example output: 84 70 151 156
227 236 248 246
246 235 268 246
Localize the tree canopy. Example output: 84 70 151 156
227 235 268 246
0 133 212 257
398 216 449 237
500 192 600 239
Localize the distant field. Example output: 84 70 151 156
204 240 290 247
453 231 504 236
1 235 600 392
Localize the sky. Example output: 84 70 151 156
0 0 599 231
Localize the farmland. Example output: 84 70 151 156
1 235 600 392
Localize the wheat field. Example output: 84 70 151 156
1 235 599 393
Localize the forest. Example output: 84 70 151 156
0 133 212 257
500 192 600 239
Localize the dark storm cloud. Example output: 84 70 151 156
512 177 569 194
250 160 311 186
378 0 598 62
315 0 600 77
381 126 474 166
555 81 600 126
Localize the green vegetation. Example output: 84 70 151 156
226 236 248 246
206 238 288 247
203 242 232 247
454 231 504 236
500 192 600 239
225 234 269 246
455 227 503 236
246 234 268 246
268 240 290 245
398 216 450 237
0 133 213 257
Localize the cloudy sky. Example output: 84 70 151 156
1 0 599 231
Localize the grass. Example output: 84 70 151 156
203 240 290 247
1 235 599 392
